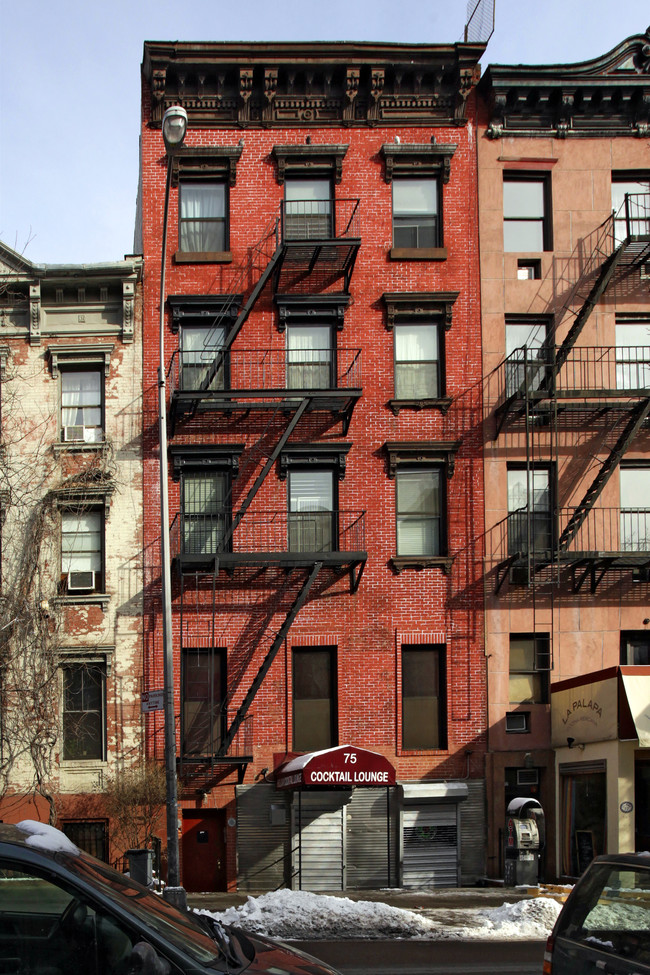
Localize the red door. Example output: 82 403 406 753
181 809 226 892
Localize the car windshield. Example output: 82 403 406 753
57 851 229 969
556 860 650 963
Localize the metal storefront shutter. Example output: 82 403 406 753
403 803 458 887
292 791 348 890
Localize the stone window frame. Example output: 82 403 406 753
49 344 114 453
382 292 458 414
59 655 108 765
381 142 457 261
171 146 243 264
385 441 460 575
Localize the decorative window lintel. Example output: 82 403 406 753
275 294 350 332
382 291 458 331
279 443 351 481
384 441 461 480
54 483 114 511
49 344 114 378
271 144 349 185
171 145 244 188
380 143 457 184
170 445 244 481
58 646 115 677
168 294 242 333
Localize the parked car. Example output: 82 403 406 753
543 852 650 974
0 820 340 975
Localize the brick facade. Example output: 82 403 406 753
139 41 487 890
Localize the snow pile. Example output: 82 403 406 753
210 890 438 940
206 889 562 941
15 820 79 855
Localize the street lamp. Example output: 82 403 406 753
159 104 187 908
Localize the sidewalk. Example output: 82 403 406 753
187 885 535 914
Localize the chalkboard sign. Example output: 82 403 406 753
575 830 595 874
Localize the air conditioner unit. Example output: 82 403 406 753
63 425 85 442
517 769 539 787
83 426 102 444
67 570 96 592
505 711 529 733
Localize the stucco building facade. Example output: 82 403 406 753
0 243 144 863
477 28 650 880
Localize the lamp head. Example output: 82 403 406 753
162 105 188 154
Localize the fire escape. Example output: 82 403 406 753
166 197 364 783
493 193 650 613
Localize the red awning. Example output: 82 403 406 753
275 745 396 789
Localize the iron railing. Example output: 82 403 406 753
170 509 366 559
279 198 360 242
503 345 650 400
169 347 362 395
494 506 650 564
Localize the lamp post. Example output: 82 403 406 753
159 104 187 908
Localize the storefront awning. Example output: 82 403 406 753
275 745 396 789
551 666 650 747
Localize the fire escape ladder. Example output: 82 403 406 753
217 396 311 556
217 560 323 757
557 396 650 552
554 243 626 372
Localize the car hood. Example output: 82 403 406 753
229 929 340 975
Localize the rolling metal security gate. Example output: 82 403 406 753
292 792 348 890
402 803 459 887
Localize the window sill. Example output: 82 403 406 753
61 759 107 768
173 250 233 264
53 441 108 454
389 397 452 416
398 747 449 756
389 247 447 261
390 556 453 575
54 593 109 611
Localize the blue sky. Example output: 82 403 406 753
1 0 648 264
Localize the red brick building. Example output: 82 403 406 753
138 40 487 891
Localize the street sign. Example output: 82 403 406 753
141 689 164 713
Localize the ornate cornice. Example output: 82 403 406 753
170 444 245 480
384 441 461 479
143 41 484 128
167 293 242 333
274 293 350 331
481 28 650 138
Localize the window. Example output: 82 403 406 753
517 259 541 280
616 317 650 390
0 863 135 974
392 178 439 249
182 648 225 757
62 821 108 861
61 508 103 593
509 634 549 704
394 323 440 399
621 631 650 666
61 369 103 443
284 178 332 240
507 466 552 556
288 469 334 553
612 174 650 244
505 711 530 733
503 174 552 252
620 466 650 551
182 472 228 556
505 319 549 397
62 662 105 761
286 325 333 390
396 468 442 556
179 182 227 253
180 324 226 392
292 647 337 751
401 644 447 750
